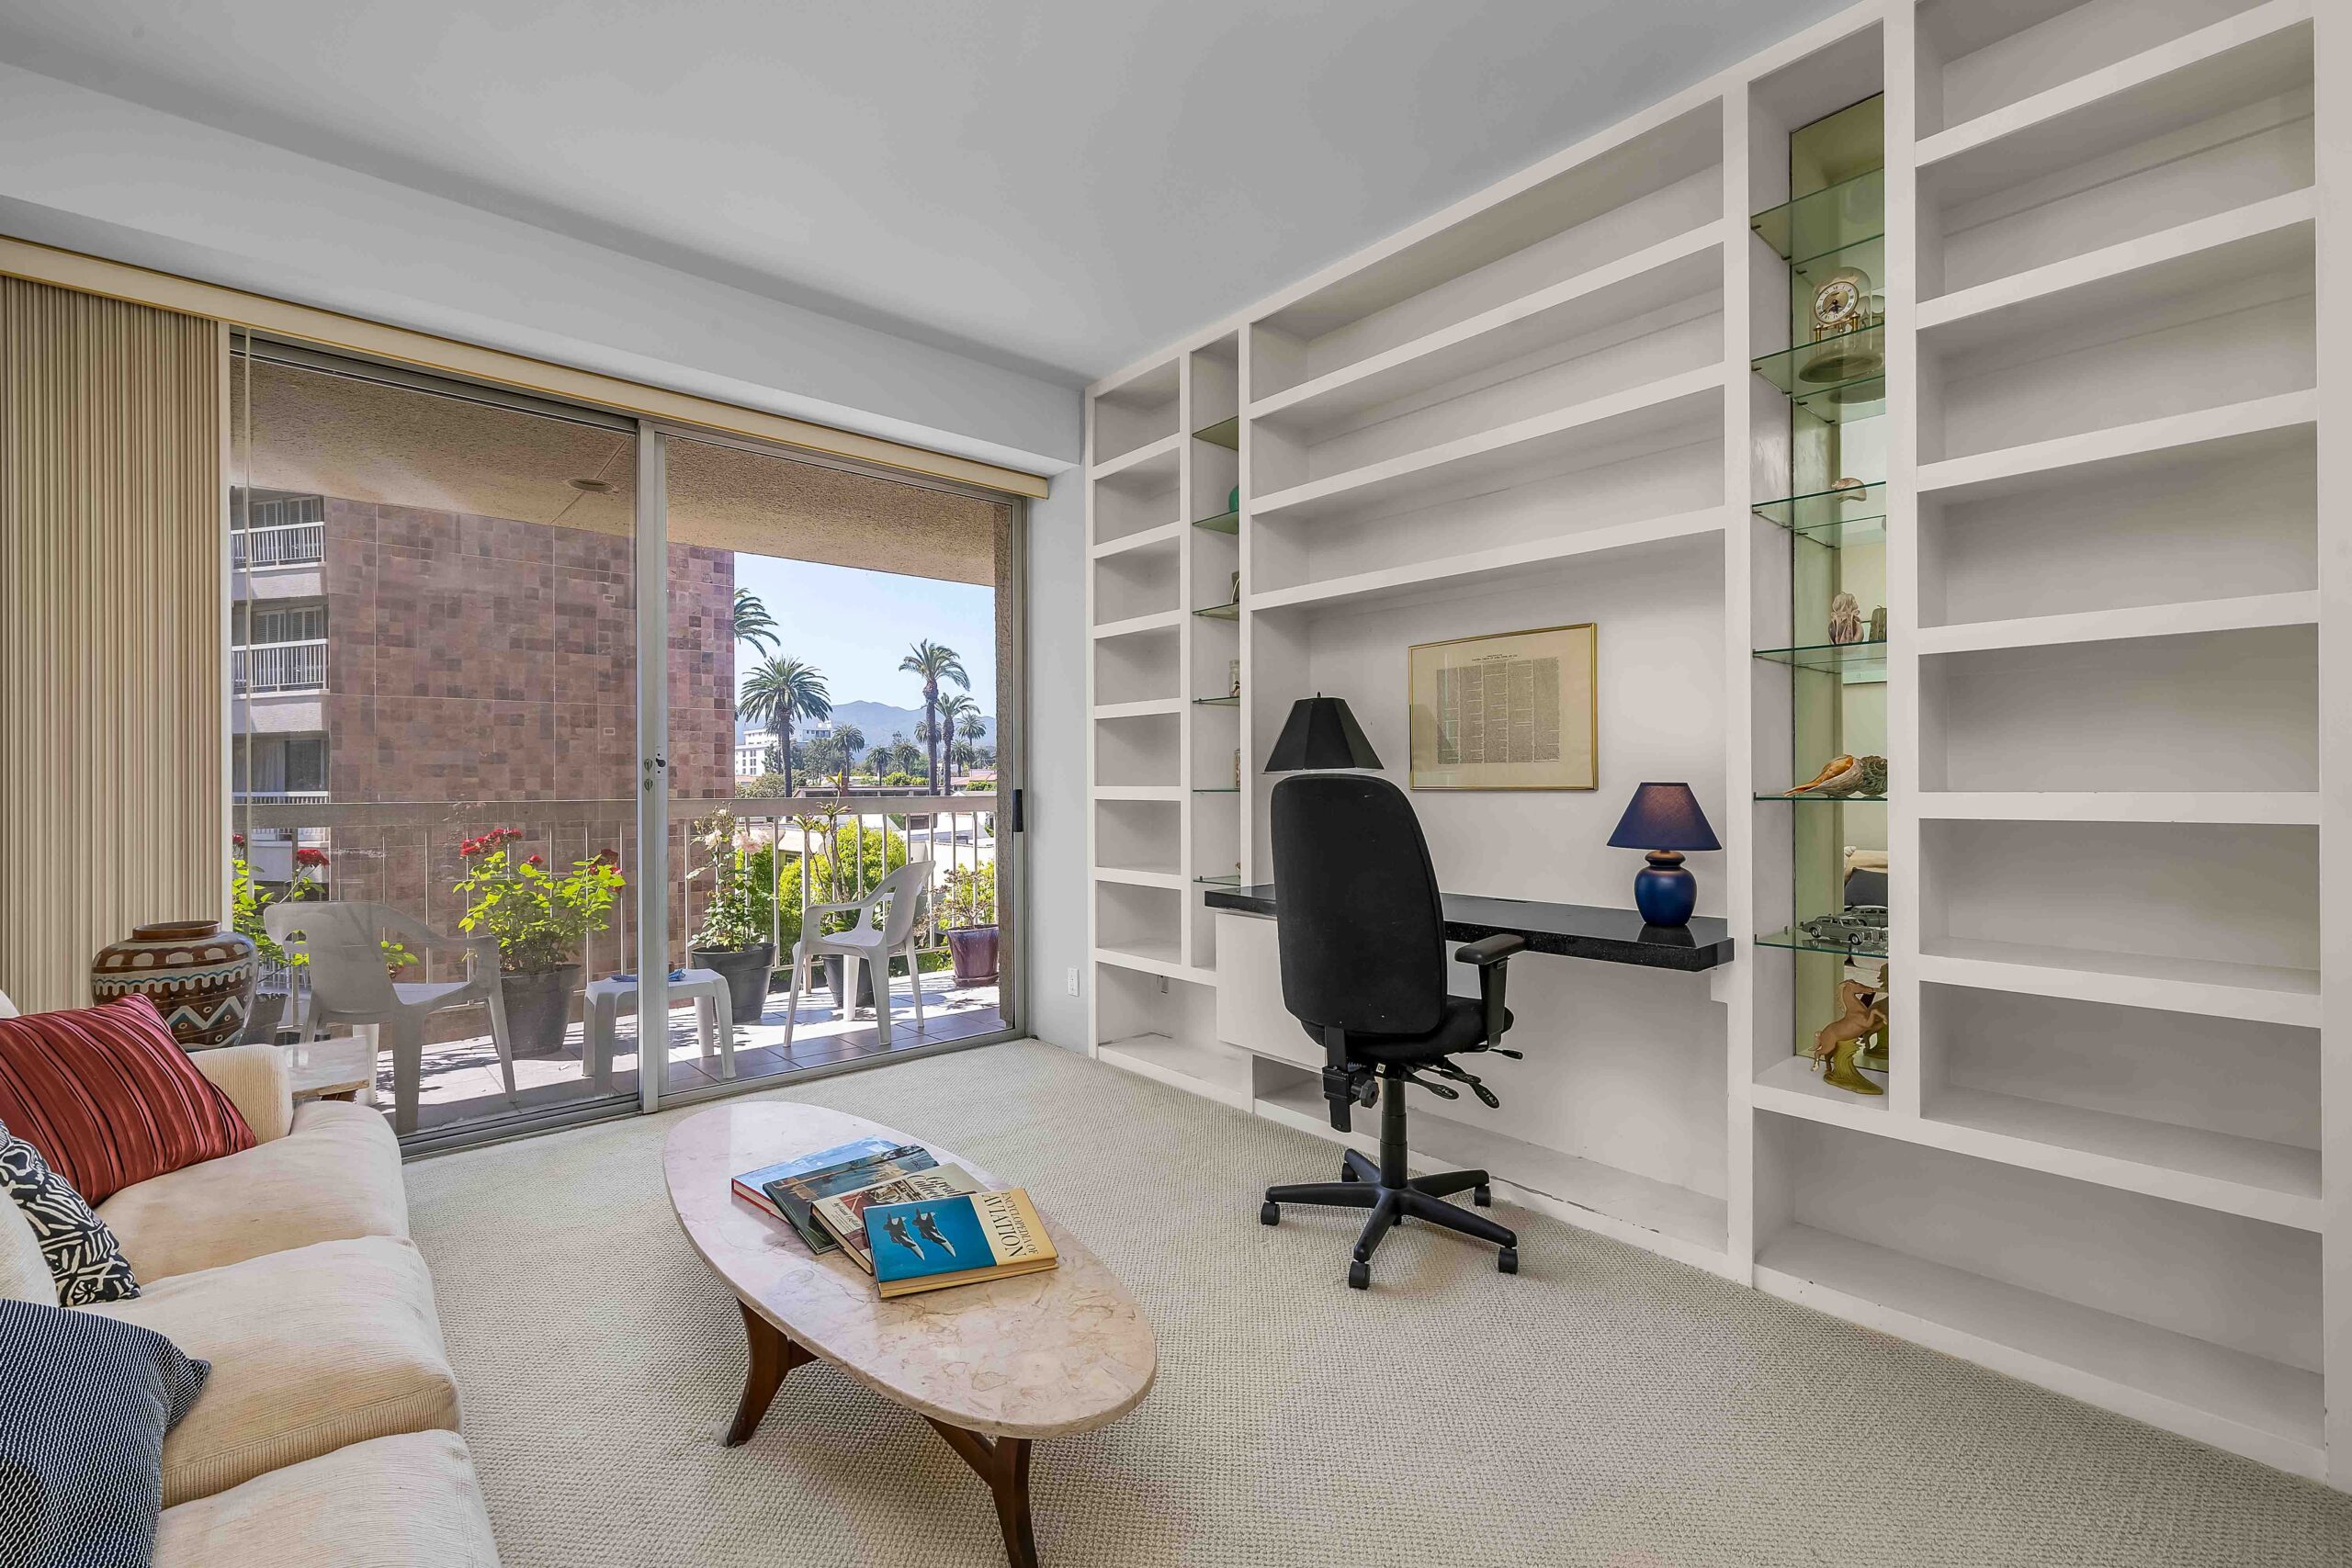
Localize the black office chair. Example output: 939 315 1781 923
1257 772 1524 1289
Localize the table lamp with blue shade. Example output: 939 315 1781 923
1607 783 1721 927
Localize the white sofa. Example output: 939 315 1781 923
2 1042 499 1566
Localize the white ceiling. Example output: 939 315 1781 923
0 0 1843 382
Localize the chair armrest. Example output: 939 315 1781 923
1453 933 1526 966
190 1044 295 1143
802 901 866 917
1453 933 1524 1049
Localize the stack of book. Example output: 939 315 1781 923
734 1137 1057 1300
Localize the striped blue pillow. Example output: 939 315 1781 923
0 1299 209 1568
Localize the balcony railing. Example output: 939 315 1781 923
231 520 326 569
232 639 329 694
234 794 1002 985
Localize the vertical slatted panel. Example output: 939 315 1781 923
1 277 224 1012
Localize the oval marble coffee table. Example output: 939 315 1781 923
663 1102 1157 1567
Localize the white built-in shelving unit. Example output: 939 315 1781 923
1085 0 2346 1487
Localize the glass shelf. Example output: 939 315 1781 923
1193 601 1240 620
1193 417 1240 450
1193 694 1239 706
1752 638 1887 682
1791 235 1887 310
1752 326 1885 398
1193 873 1242 887
1192 509 1239 535
1750 167 1885 264
1753 793 1886 804
1753 480 1886 545
1192 785 1240 793
1755 925 1889 959
1792 374 1884 424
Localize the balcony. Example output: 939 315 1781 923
231 520 326 569
232 638 328 694
237 794 1008 1136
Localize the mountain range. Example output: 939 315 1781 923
738 699 994 749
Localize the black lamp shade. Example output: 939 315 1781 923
1607 783 1721 852
1264 696 1384 773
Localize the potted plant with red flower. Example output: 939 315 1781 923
453 828 626 1055
685 810 775 1025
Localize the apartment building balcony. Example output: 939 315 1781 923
239 794 1007 1137
231 519 326 569
232 637 329 694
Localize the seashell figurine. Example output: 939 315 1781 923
1828 592 1864 645
1786 754 1888 798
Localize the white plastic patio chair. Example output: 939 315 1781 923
782 859 934 1051
266 901 516 1135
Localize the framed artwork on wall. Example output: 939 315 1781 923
1407 621 1597 792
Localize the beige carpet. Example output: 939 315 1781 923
405 1040 2352 1568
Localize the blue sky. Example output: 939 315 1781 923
731 554 995 711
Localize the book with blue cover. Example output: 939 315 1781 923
763 1145 938 1253
730 1136 899 1221
864 1187 1059 1299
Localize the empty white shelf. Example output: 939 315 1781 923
1097 1033 1254 1110
1756 1224 2324 1478
1090 696 1184 719
1917 191 2315 350
1250 229 1723 441
1926 1086 2320 1230
1091 865 1183 890
1915 793 2321 827
1089 520 1182 559
1092 942 1213 985
1917 389 2317 502
1250 506 1724 616
1089 431 1182 481
1091 609 1183 640
1915 591 2318 656
1917 2 2315 208
1917 936 2320 1028
1252 369 1722 526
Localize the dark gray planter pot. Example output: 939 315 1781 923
690 943 775 1025
501 964 581 1056
822 953 878 1010
945 926 999 986
238 988 290 1045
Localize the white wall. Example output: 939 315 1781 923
1023 479 1090 1051
0 60 1100 1050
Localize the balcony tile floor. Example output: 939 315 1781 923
353 973 1004 1134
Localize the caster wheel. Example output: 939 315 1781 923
1346 1259 1370 1291
1473 1184 1493 1208
1391 1209 1404 1226
1259 1201 1280 1227
1498 1247 1519 1276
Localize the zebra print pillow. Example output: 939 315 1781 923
0 1125 139 1306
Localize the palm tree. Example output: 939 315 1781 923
936 693 980 791
731 588 779 659
738 657 831 799
898 638 969 794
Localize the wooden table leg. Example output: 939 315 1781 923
725 1298 814 1447
923 1417 1037 1568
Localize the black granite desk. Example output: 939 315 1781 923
1202 885 1734 973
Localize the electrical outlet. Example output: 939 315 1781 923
1065 967 1080 998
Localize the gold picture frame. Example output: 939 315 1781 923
1407 622 1597 792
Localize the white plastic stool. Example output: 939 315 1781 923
583 967 736 1087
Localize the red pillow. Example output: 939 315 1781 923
0 996 255 1204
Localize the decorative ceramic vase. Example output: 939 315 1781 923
90 920 259 1050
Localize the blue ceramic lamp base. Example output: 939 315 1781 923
1632 850 1698 928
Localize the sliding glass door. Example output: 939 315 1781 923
228 340 1023 1144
